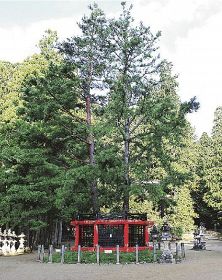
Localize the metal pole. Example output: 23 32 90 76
181 243 185 259
61 245 65 264
96 244 100 265
40 245 44 263
37 245 41 261
135 244 139 264
116 245 120 264
77 245 81 263
48 245 53 263
175 242 179 263
153 242 157 262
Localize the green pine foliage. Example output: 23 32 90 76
169 186 198 233
203 107 222 212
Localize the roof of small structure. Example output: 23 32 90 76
75 213 148 221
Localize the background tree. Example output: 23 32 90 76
0 31 84 245
169 185 197 234
0 61 19 123
192 132 215 227
203 107 222 220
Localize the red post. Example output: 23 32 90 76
124 222 129 250
74 225 79 248
145 225 149 245
94 224 98 247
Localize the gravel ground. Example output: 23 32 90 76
1 240 222 280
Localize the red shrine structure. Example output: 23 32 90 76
70 214 154 252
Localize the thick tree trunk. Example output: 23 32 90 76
53 220 58 245
86 95 98 213
58 220 63 245
123 117 130 214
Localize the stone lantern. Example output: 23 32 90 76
159 221 173 263
193 223 206 250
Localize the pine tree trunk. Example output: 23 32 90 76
58 220 63 245
53 220 58 246
27 228 30 247
86 95 98 213
123 117 130 214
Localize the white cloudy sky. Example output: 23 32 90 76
1 0 222 138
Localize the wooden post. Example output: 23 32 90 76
116 245 120 264
77 245 81 263
61 245 65 264
96 244 100 265
135 244 139 264
48 245 53 263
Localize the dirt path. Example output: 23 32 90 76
1 240 222 280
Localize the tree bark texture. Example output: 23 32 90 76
86 95 98 213
123 117 130 214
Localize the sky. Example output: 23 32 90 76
0 0 222 138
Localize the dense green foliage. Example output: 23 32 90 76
193 107 222 227
0 3 220 246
